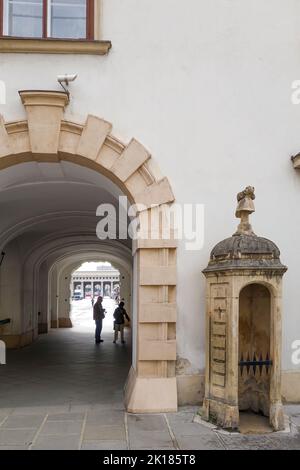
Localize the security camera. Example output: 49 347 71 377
57 73 78 85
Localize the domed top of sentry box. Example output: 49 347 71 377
203 186 287 274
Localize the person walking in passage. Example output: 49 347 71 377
93 296 105 344
113 301 130 344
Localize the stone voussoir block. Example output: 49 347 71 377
110 138 151 182
76 115 112 161
128 177 175 209
0 116 12 157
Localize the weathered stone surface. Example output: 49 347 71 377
204 234 286 272
3 415 44 428
176 434 224 450
83 424 126 440
202 188 287 431
32 435 79 450
127 414 167 432
47 412 85 421
128 430 174 449
0 428 36 446
81 440 127 450
39 419 83 436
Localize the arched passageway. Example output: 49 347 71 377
0 90 177 413
0 159 134 411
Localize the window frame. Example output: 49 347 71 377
0 0 94 40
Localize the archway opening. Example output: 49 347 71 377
0 159 135 410
238 283 272 433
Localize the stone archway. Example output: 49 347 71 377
0 90 177 413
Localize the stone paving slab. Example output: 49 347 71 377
176 434 224 450
269 436 300 450
2 415 45 428
84 424 126 441
47 412 85 421
81 440 128 450
32 435 80 450
70 403 125 412
86 410 124 425
167 411 198 424
0 445 29 450
170 421 216 437
290 415 300 426
128 430 174 450
0 428 36 446
0 409 13 419
283 405 300 416
10 405 69 415
216 433 289 450
136 447 177 451
39 419 83 436
127 414 168 432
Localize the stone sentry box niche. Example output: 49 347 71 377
202 187 287 431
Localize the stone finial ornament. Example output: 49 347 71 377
234 186 256 236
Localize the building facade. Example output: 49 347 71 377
0 1 299 411
72 264 120 299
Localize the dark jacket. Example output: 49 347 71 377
113 307 130 324
93 301 105 321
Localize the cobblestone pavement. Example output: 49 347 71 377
0 299 299 450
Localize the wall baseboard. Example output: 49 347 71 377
0 329 37 349
58 318 73 328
